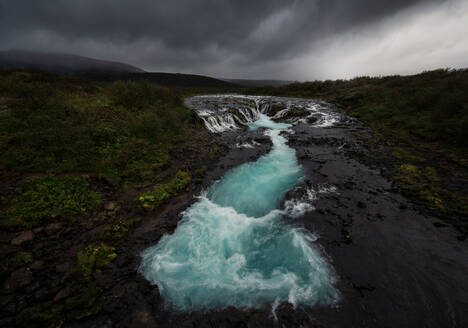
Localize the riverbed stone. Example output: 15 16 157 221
4 267 33 291
54 287 71 302
55 262 73 273
45 222 62 235
30 260 44 271
104 201 117 211
11 231 34 246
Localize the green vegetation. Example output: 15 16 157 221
392 147 426 163
96 218 141 241
2 251 33 264
276 107 307 120
82 71 237 88
396 163 468 232
77 243 117 280
1 176 101 228
138 171 191 211
0 71 198 185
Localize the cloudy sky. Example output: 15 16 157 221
1 0 467 80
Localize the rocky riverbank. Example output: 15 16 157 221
2 95 467 327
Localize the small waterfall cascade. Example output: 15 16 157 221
185 95 341 133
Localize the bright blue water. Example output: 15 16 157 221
140 113 338 311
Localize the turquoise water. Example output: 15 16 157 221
140 114 338 311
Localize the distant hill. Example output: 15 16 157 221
0 49 145 74
84 71 239 88
0 50 238 88
222 78 294 87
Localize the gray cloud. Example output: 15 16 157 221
1 0 466 79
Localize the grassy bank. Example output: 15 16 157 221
250 69 468 233
0 70 222 327
0 71 204 185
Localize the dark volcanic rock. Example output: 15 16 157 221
4 267 33 291
11 231 34 246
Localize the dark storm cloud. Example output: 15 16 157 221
0 0 464 79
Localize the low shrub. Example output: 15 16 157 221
77 243 117 280
138 171 191 211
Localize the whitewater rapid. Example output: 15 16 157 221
140 96 339 311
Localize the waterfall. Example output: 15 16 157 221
186 95 341 133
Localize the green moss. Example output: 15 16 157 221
392 147 426 163
194 165 207 178
1 176 101 228
77 243 117 280
268 104 285 116
423 166 441 182
137 171 191 211
395 163 467 221
281 107 308 119
2 251 33 264
96 218 141 241
209 145 220 160
228 108 240 116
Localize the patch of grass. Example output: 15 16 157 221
77 243 117 280
1 176 101 229
138 171 191 211
396 163 468 231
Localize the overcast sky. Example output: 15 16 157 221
1 0 467 80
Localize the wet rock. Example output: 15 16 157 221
104 202 117 211
327 174 338 185
433 221 449 228
1 301 16 317
131 308 157 328
34 288 52 301
32 226 44 234
94 271 113 285
357 201 367 208
55 262 73 273
54 287 71 302
0 231 16 244
307 116 319 124
45 222 62 235
112 285 126 298
30 260 44 271
11 231 34 246
4 267 33 291
253 137 270 144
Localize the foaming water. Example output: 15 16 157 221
140 108 338 311
186 95 341 133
